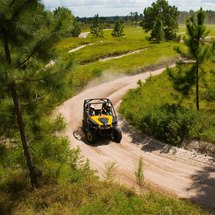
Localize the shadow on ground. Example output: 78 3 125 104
120 118 215 213
73 127 113 147
187 166 215 214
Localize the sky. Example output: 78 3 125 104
41 0 215 17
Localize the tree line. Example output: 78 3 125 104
77 10 215 25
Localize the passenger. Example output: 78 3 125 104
102 103 112 115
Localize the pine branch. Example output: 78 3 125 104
22 94 46 105
9 0 16 8
19 37 45 68
17 60 72 82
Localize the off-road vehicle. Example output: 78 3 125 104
82 98 122 144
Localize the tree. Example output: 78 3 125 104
134 12 139 24
72 19 81 37
0 0 73 187
168 8 211 110
111 19 125 38
129 12 134 23
140 0 178 41
129 12 140 24
53 7 81 37
90 14 103 38
151 18 165 42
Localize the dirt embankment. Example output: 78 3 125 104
57 67 215 211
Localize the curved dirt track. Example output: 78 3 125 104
57 68 215 211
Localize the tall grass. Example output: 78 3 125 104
0 179 209 215
135 157 144 188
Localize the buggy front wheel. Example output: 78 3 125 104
86 129 97 144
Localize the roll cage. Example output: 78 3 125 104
83 98 117 118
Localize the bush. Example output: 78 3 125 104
120 69 215 144
204 86 215 101
140 104 200 145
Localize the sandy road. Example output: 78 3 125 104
57 67 215 211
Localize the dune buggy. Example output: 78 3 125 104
82 98 122 144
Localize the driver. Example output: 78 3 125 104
89 104 95 116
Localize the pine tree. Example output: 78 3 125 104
72 20 81 37
168 8 211 110
90 14 103 38
0 0 73 187
140 0 178 41
151 18 165 42
111 19 125 38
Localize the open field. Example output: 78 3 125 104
55 26 181 93
55 25 215 93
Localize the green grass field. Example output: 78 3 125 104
55 26 182 92
116 25 215 145
55 24 215 93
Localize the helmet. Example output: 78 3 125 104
106 103 111 111
103 102 111 111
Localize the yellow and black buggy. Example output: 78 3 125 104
82 98 122 144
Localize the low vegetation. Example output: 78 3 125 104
0 174 209 214
119 64 215 145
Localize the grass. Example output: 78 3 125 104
70 42 178 90
135 157 144 188
0 179 210 215
55 26 183 92
55 25 215 94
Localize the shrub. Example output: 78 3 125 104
120 69 215 144
204 86 215 101
140 104 200 145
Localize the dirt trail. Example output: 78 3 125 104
99 49 144 62
57 67 215 211
78 32 90 38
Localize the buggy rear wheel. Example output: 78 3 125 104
113 127 122 143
